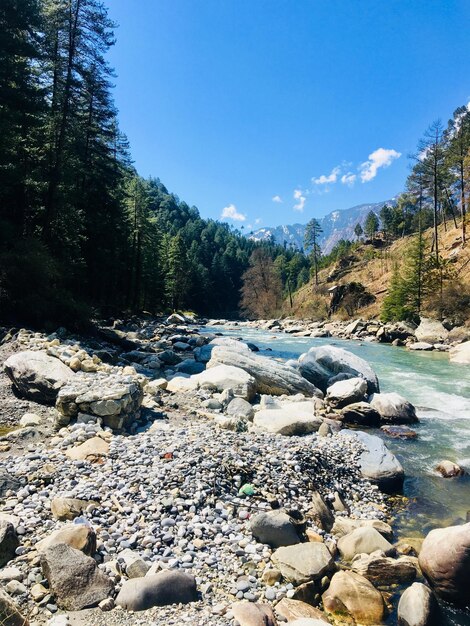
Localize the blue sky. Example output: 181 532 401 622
107 0 470 229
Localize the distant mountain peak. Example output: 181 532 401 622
249 199 396 254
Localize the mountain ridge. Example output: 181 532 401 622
249 198 397 254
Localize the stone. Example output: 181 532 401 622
340 401 381 427
253 404 322 436
415 318 449 343
157 350 181 366
271 542 335 585
0 567 23 583
176 359 205 375
298 345 379 394
338 527 393 561
418 522 470 606
449 341 470 365
369 392 418 424
115 571 197 610
326 377 367 408
4 350 74 403
0 521 19 567
166 313 187 324
340 430 404 492
117 548 150 578
146 378 168 393
249 510 301 548
193 365 257 400
226 397 254 420
41 543 113 610
0 588 28 626
231 601 277 626
166 376 198 393
56 373 143 431
308 491 334 532
351 551 418 584
275 598 331 623
435 460 465 477
207 345 322 397
51 497 96 521
322 571 386 624
397 582 440 626
381 425 418 439
36 524 96 556
0 472 21 497
408 342 434 351
19 413 41 427
331 518 393 541
65 436 109 461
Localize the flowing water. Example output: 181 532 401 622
210 324 470 624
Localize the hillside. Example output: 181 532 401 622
249 199 396 254
287 222 470 322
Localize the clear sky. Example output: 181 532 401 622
106 0 470 229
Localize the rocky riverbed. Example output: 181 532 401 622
0 315 468 626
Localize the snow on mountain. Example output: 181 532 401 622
248 199 396 254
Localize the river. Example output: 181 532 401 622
211 323 470 624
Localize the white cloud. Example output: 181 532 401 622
221 204 246 221
293 189 306 212
255 217 262 224
312 166 341 185
360 148 401 182
272 195 282 203
341 172 356 186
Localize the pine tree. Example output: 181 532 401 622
304 218 323 286
364 211 379 239
354 223 363 239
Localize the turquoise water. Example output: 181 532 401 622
211 324 470 624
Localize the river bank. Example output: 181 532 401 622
0 316 469 625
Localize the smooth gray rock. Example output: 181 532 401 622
253 407 322 436
0 472 21 498
4 350 74 403
338 527 393 561
226 397 254 420
116 571 197 610
208 345 322 397
0 521 19 567
298 345 379 394
250 510 301 548
369 392 418 424
41 543 114 610
193 365 257 400
415 318 449 343
271 542 335 584
419 522 470 606
326 377 367 408
340 402 381 427
340 430 404 492
398 582 440 626
175 359 205 375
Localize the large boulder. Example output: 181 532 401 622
41 543 113 610
51 497 96 521
351 551 418 584
65 436 109 462
415 318 449 343
322 570 386 625
326 377 367 408
397 582 440 626
226 397 255 420
250 510 301 548
271 542 335 585
418 522 470 606
276 598 331 623
56 372 143 431
340 402 381 427
193 365 257 400
298 345 379 394
337 527 393 561
0 588 28 626
449 341 470 365
207 345 321 397
116 571 197 610
253 400 322 436
369 392 418 424
340 430 404 492
231 602 277 626
331 518 393 541
36 524 96 555
4 350 74 403
0 521 19 567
